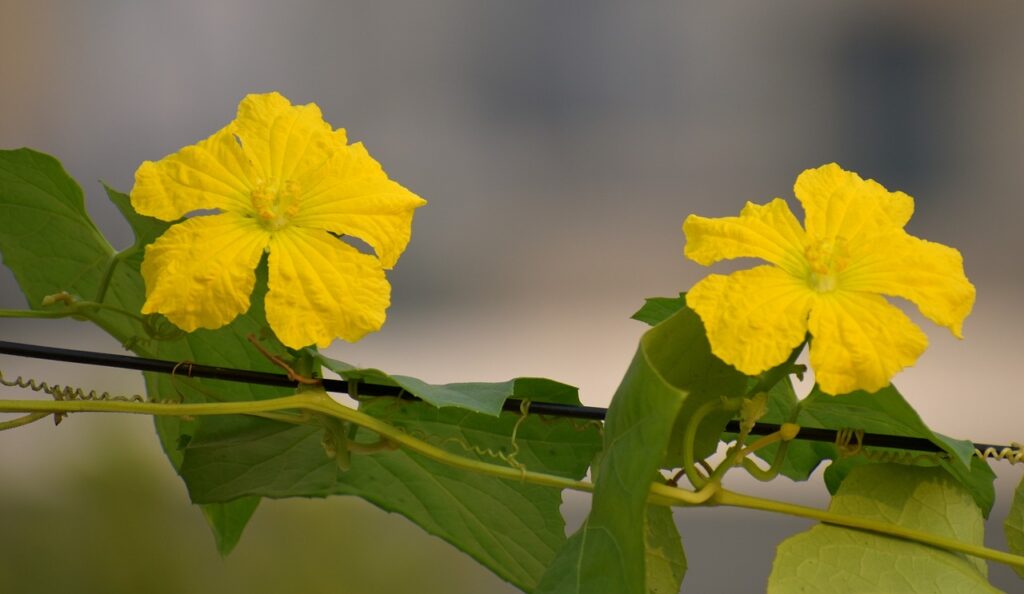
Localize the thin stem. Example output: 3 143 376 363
736 431 785 459
5 391 1023 569
713 488 1024 571
741 438 791 482
93 252 123 305
0 395 305 417
72 301 147 324
0 302 144 325
0 392 593 494
0 309 76 319
680 398 727 489
737 432 790 483
650 481 719 506
304 395 593 493
0 412 50 431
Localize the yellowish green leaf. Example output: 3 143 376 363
769 464 1000 593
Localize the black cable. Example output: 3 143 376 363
0 340 1009 454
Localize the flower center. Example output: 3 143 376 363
804 238 849 293
250 179 302 231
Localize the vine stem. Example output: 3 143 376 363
0 412 50 431
0 302 144 324
0 309 76 319
0 391 594 494
4 392 1024 569
710 488 1024 571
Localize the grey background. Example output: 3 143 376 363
2 1 1023 592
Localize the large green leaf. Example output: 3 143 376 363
0 151 283 553
0 150 117 323
768 464 1000 593
534 505 684 594
317 353 579 416
800 386 974 468
1003 474 1024 579
644 506 685 594
536 305 746 594
180 395 602 591
200 496 260 557
797 385 995 516
103 186 296 555
630 293 686 327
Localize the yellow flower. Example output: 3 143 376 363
130 92 426 349
682 163 975 395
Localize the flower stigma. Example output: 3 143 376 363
804 237 848 293
250 178 302 231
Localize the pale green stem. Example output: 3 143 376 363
0 302 144 324
4 393 1022 570
713 488 1024 571
741 442 789 482
0 392 593 493
0 396 298 417
303 395 593 493
0 309 76 319
680 398 726 489
737 432 790 483
0 412 50 431
93 251 124 304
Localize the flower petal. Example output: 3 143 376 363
141 214 270 331
794 163 914 243
683 198 807 275
807 292 928 395
292 142 427 268
131 126 256 221
265 226 391 348
842 232 975 338
686 266 814 375
233 92 343 184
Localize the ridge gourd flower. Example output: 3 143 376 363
130 92 426 349
682 163 975 395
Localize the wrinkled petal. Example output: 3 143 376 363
141 214 270 331
233 92 344 184
842 233 976 338
808 292 928 395
132 126 256 221
794 163 914 244
292 142 427 268
265 226 391 348
683 198 807 276
687 266 814 375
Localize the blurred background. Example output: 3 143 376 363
2 1 1023 591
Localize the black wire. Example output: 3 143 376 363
0 340 1008 454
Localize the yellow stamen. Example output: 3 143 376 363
804 238 849 293
249 179 303 230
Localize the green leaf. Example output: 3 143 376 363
532 521 588 594
135 266 300 547
644 506 685 594
317 352 581 416
0 153 284 552
534 505 685 594
1003 474 1024 579
103 183 171 253
768 464 1000 593
200 496 260 556
800 386 974 468
0 149 113 306
630 293 687 326
797 385 995 516
180 396 602 591
538 305 746 594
